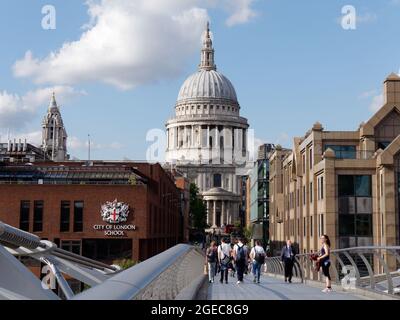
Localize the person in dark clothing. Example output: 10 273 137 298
318 234 332 293
281 239 296 283
233 238 248 284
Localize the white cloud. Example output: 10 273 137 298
0 86 85 130
13 0 258 90
369 94 383 112
13 0 209 90
358 89 377 100
224 0 258 27
1 130 42 145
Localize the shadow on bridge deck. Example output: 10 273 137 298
207 274 365 300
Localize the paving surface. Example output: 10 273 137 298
207 273 364 300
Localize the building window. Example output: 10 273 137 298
309 148 313 169
310 216 313 237
377 141 390 150
60 240 81 255
324 145 356 159
213 174 222 188
73 201 84 232
302 153 306 174
33 201 43 232
19 201 30 231
303 217 306 236
303 185 306 205
60 201 70 232
319 214 324 236
310 182 313 203
338 175 373 244
320 176 324 200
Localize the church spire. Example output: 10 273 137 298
48 91 58 111
199 21 216 71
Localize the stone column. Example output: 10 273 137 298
226 202 231 225
215 125 219 148
213 200 217 227
221 200 225 226
207 126 210 148
206 200 210 225
184 126 187 148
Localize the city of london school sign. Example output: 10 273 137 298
93 199 136 236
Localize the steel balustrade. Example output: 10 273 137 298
265 246 400 296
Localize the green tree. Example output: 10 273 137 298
112 258 138 270
190 183 207 230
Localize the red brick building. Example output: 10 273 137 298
0 161 183 264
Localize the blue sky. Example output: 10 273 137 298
1 0 400 160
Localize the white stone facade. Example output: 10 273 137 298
165 23 249 229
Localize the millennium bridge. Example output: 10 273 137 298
0 221 399 300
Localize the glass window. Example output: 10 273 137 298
60 201 70 232
320 176 324 199
74 201 84 232
339 215 355 236
61 240 81 255
377 141 390 150
213 174 221 188
20 201 30 231
325 145 356 159
338 175 354 196
355 215 373 236
355 176 372 197
33 201 43 232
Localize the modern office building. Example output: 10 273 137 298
247 144 274 246
269 73 400 255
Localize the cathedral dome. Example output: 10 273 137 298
177 69 237 103
176 22 238 105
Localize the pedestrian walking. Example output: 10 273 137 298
205 241 218 283
218 238 231 284
250 240 266 284
281 239 296 283
233 237 248 284
318 234 332 293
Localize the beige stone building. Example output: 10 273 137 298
269 73 400 255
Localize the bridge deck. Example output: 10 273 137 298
207 274 364 300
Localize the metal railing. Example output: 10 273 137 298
73 244 204 300
265 246 400 297
0 220 204 300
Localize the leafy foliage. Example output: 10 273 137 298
190 183 207 230
112 258 137 270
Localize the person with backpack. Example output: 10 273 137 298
218 238 231 284
250 240 266 284
233 237 248 284
205 241 218 283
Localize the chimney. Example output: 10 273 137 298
383 72 400 104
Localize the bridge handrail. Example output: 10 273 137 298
73 244 204 300
265 246 400 297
